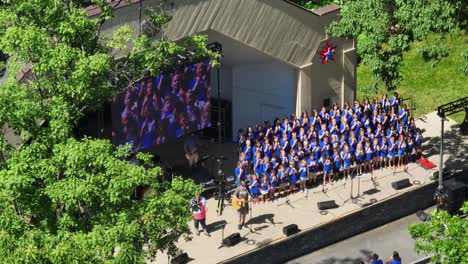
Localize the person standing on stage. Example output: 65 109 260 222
259 173 270 203
331 148 342 182
269 170 279 201
235 161 246 187
307 153 318 185
249 174 260 204
322 153 333 190
298 159 308 192
341 145 352 179
232 181 251 230
235 129 246 154
191 194 210 237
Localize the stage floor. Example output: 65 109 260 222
155 112 468 264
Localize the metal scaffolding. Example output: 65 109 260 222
435 96 468 210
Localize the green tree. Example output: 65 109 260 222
461 51 468 76
0 0 217 262
409 202 468 264
327 0 462 90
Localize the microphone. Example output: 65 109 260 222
216 156 228 161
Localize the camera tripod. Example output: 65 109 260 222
214 157 230 216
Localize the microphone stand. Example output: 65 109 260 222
244 184 258 234
216 223 227 249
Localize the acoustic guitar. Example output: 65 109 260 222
185 145 200 161
185 143 207 161
231 197 247 210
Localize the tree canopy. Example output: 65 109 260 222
326 0 463 90
0 0 217 262
409 202 468 264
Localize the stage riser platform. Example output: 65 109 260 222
221 180 439 264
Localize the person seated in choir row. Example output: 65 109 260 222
235 96 423 202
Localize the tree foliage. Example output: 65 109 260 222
0 139 202 263
461 51 468 77
0 0 216 262
409 202 468 264
326 0 462 90
289 0 341 10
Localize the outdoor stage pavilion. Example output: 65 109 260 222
93 0 357 138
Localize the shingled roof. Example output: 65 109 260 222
163 0 340 68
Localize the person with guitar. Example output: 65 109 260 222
184 132 199 168
232 181 251 230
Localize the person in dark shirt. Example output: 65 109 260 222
399 104 409 125
389 92 400 113
369 253 383 264
235 129 246 154
232 181 251 230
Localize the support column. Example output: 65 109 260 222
438 117 444 188
296 65 313 114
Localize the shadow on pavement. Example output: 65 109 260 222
423 124 468 174
245 213 276 226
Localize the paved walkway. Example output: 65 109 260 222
286 206 436 264
155 112 467 264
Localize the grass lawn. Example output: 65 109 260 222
357 32 468 124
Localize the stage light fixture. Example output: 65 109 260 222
207 42 223 53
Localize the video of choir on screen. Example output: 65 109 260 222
234 93 423 204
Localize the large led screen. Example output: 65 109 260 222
112 60 212 150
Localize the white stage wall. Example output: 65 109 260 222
231 63 296 136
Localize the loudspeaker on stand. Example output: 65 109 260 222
283 224 299 237
223 232 241 247
317 200 339 210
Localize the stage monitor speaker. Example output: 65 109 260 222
283 224 299 237
444 179 468 215
171 252 189 264
317 200 338 210
391 178 411 190
223 232 241 247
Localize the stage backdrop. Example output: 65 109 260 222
112 60 212 150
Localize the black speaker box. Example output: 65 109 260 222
223 232 241 247
444 179 468 215
171 252 189 264
317 200 338 210
282 224 299 237
391 178 411 190
416 210 430 222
